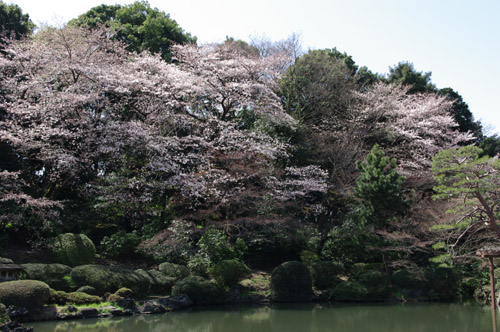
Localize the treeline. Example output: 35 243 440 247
1 0 499 301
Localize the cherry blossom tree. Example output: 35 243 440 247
0 25 326 242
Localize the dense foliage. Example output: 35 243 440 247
0 1 498 305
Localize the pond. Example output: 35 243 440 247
30 303 500 332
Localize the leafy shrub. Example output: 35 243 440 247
350 263 385 277
300 250 319 266
333 281 367 302
320 223 368 269
0 303 8 324
187 254 211 276
21 263 73 291
210 259 250 286
197 228 247 264
99 230 141 258
355 270 390 301
391 267 426 290
424 265 461 301
70 265 150 295
114 287 133 298
135 269 176 293
48 233 96 267
310 261 344 290
172 276 226 305
158 262 190 281
270 261 312 302
0 280 50 310
48 289 101 305
76 286 97 295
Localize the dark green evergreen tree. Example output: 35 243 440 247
0 1 34 40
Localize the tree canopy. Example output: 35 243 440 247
0 0 34 40
70 0 196 61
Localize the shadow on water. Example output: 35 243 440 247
30 303 500 332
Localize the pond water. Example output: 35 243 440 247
30 303 500 332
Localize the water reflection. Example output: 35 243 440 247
30 303 500 332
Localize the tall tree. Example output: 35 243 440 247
432 146 500 257
70 0 196 61
386 61 436 94
0 1 34 41
438 87 482 137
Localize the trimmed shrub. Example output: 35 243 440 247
99 230 141 258
135 269 176 294
0 280 50 310
172 276 226 305
76 286 98 295
333 281 367 302
21 263 73 291
355 270 390 301
210 259 250 286
49 289 101 305
158 262 190 281
424 265 461 301
49 233 96 267
391 268 426 290
310 261 344 290
270 261 312 302
350 263 384 277
70 265 150 295
0 258 14 264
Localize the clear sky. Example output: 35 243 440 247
8 0 500 134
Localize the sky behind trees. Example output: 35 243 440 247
8 0 500 134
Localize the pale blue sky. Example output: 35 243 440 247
8 0 500 134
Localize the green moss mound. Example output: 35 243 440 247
210 259 250 286
172 276 226 305
310 261 344 290
270 261 312 302
49 233 96 267
21 263 73 291
135 269 176 294
0 280 50 310
158 262 190 282
70 265 150 295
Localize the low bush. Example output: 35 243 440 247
310 261 344 290
49 289 101 305
0 303 8 324
424 265 461 301
270 261 312 302
76 286 98 295
21 263 73 291
333 281 367 302
210 259 250 286
48 233 96 267
70 265 150 295
158 262 190 282
355 270 390 301
0 280 50 310
99 230 141 258
172 276 226 305
391 267 426 290
135 269 176 294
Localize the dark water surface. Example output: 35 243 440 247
30 303 500 332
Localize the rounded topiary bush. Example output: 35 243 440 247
48 289 101 305
0 280 50 310
76 285 98 295
270 261 312 302
21 263 73 291
49 233 96 267
172 276 226 305
210 259 250 286
310 261 344 290
70 265 150 295
135 269 176 294
158 262 190 282
333 281 367 302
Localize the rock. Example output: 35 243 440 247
118 298 137 311
79 307 98 318
139 301 166 314
110 308 123 316
158 294 192 310
6 306 29 321
65 305 78 313
0 320 33 332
